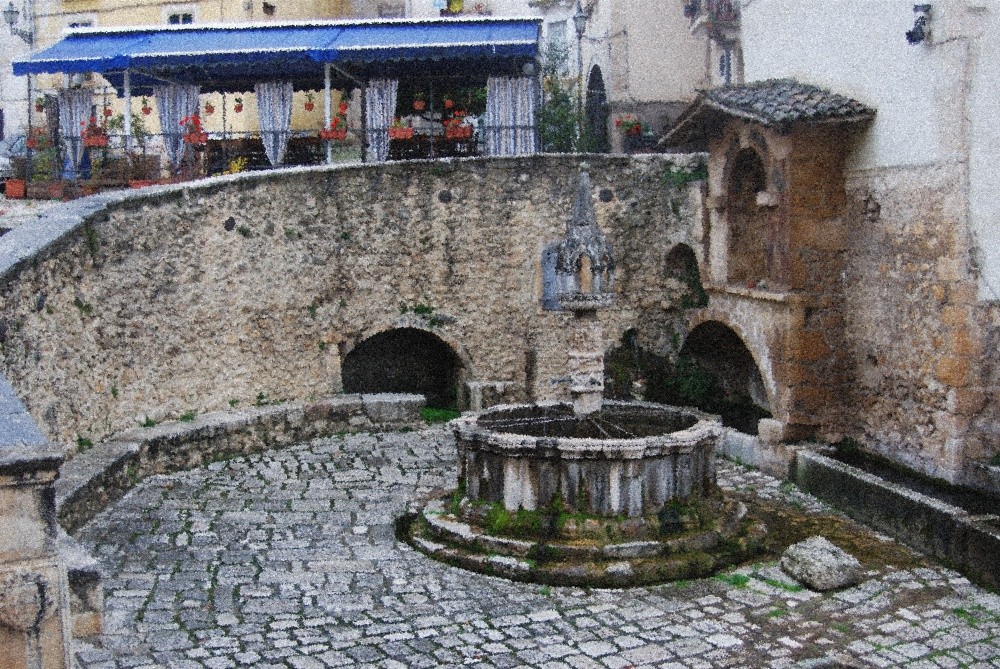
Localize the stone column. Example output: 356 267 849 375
567 308 605 416
0 378 72 669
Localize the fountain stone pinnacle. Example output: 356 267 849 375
555 164 615 416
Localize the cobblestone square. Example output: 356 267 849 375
74 426 1000 668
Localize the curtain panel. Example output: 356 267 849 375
57 89 92 174
256 81 294 166
154 85 201 169
484 77 537 157
365 79 398 163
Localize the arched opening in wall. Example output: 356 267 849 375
584 65 610 153
342 328 464 409
677 321 771 434
665 244 707 309
726 149 770 288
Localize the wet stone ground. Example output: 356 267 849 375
75 425 1000 668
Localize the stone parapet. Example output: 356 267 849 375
56 393 424 533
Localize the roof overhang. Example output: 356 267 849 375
662 79 876 148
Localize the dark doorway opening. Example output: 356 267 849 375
342 328 464 408
584 66 610 153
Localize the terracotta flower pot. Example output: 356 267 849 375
305 102 315 112
142 107 152 116
4 179 26 199
204 104 215 115
234 104 243 113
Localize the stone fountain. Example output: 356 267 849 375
405 165 764 586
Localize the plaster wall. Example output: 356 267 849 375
740 0 1000 301
0 154 702 453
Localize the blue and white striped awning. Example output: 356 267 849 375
13 17 540 93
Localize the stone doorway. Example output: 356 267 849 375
342 328 465 408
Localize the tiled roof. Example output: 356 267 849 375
662 79 875 147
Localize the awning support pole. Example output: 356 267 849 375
324 63 332 165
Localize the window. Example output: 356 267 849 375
169 13 194 24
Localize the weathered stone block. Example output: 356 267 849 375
780 536 862 591
936 355 972 388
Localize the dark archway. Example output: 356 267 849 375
584 65 610 152
665 244 707 309
726 148 770 288
679 321 770 434
342 328 464 408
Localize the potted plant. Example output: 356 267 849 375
319 117 347 141
388 117 414 140
443 115 473 140
304 92 315 112
34 97 45 113
204 101 215 115
82 117 109 148
615 113 643 136
180 114 208 145
233 96 244 113
141 96 152 115
443 94 455 110
412 91 426 111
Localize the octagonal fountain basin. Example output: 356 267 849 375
457 401 719 518
405 401 766 588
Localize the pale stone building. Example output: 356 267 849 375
666 0 1000 490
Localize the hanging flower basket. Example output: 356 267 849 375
34 97 45 113
141 97 152 116
204 102 215 115
233 97 244 113
305 92 315 112
103 106 114 118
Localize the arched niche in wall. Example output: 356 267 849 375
725 147 771 288
665 243 707 309
341 327 465 409
585 65 610 153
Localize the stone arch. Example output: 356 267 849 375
584 65 610 152
725 147 771 288
681 315 775 432
341 327 469 408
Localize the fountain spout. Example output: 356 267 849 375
555 164 615 415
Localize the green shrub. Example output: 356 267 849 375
421 407 460 424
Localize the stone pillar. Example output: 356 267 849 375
0 378 72 669
568 310 604 415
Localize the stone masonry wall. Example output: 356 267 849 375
0 155 703 453
844 162 998 484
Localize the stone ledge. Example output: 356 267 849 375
794 450 1000 591
56 393 424 533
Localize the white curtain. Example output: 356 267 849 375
485 77 538 157
364 79 397 163
58 89 92 173
255 81 294 166
154 84 201 169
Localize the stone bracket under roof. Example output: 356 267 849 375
661 78 875 148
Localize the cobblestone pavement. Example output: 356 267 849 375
75 426 1000 669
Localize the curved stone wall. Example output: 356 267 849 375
0 155 704 452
